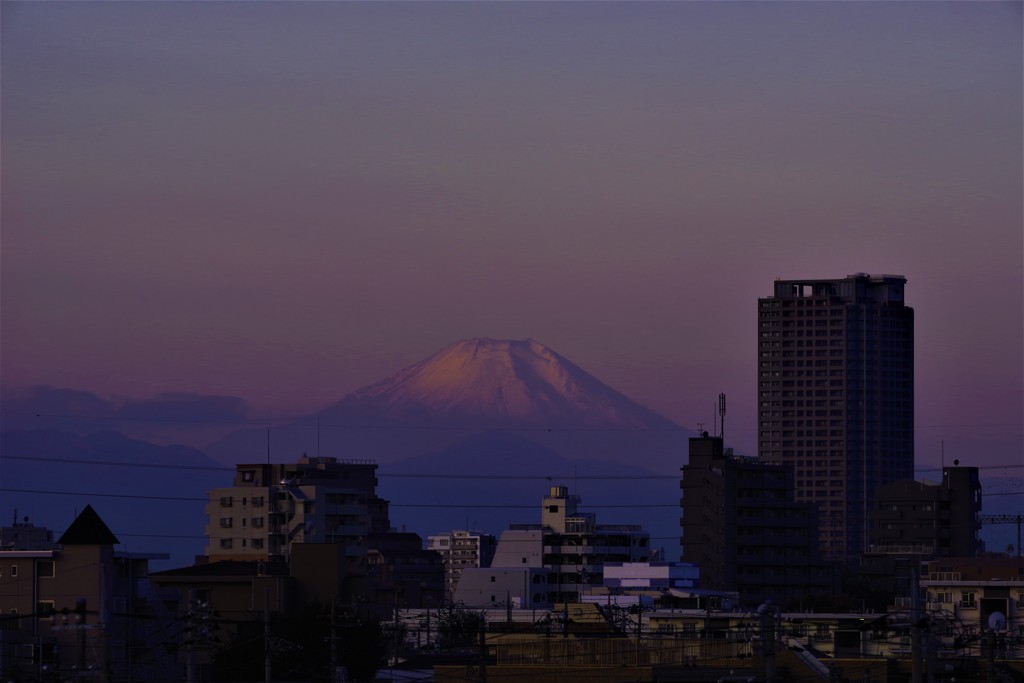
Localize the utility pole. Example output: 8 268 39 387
75 598 87 683
264 588 271 683
328 599 338 683
478 627 487 683
911 564 923 683
759 602 776 683
186 592 197 683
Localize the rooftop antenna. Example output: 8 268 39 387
718 393 727 443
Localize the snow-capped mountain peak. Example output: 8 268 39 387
325 338 677 429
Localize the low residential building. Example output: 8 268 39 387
452 566 550 609
366 531 445 609
0 506 178 682
428 529 497 601
0 515 59 551
921 556 1024 659
602 561 699 590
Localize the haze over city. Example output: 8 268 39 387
3 1 1021 468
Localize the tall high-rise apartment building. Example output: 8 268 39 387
757 274 914 563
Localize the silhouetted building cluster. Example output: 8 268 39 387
680 433 836 606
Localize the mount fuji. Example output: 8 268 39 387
206 338 693 473
322 338 679 429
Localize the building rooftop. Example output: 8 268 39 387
57 505 120 546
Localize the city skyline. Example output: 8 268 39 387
2 2 1021 468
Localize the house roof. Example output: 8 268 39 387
151 560 288 579
57 505 120 546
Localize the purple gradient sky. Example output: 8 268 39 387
2 2 1021 467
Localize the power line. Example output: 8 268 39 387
2 486 1019 510
0 487 694 507
5 409 1020 433
0 454 679 479
0 489 207 505
3 454 1021 479
0 410 695 433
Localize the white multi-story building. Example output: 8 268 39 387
455 486 651 606
427 529 496 601
204 456 390 571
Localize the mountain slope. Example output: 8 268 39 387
322 338 678 430
206 338 693 473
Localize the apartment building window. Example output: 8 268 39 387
252 496 264 507
242 470 255 482
219 518 233 528
960 592 976 608
220 496 233 507
10 565 17 578
220 539 233 549
37 600 56 620
252 539 264 549
37 561 55 578
252 517 264 528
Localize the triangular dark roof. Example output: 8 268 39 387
57 505 120 546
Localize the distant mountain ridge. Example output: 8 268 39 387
322 338 679 430
203 338 692 472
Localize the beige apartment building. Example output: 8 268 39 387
204 456 390 573
427 529 497 601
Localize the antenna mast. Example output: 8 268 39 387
718 393 726 443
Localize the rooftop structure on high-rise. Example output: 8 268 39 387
757 273 914 562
